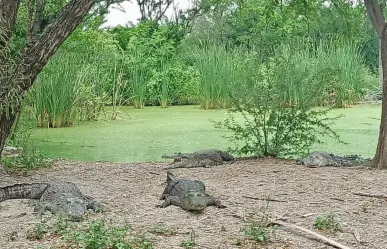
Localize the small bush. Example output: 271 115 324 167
314 213 340 232
181 239 196 248
242 221 273 243
2 114 52 173
30 217 154 249
146 60 201 107
214 56 344 158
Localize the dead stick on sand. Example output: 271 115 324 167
272 220 352 249
353 192 387 200
242 195 287 203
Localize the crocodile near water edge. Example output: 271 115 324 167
161 149 235 169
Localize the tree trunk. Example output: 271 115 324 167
0 0 97 164
0 112 18 161
373 25 387 169
380 39 383 88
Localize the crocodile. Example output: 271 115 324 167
296 151 372 168
161 149 235 169
156 171 226 212
0 181 102 221
1 145 23 157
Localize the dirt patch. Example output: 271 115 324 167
1 158 387 249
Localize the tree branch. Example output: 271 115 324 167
364 0 386 37
26 0 46 45
19 0 97 91
0 0 22 42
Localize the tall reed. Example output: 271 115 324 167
187 41 241 109
122 48 150 109
272 38 377 108
27 52 116 127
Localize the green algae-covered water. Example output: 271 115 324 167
30 104 381 163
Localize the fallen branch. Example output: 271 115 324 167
353 192 387 200
352 229 361 243
271 220 352 249
242 195 287 203
301 212 319 218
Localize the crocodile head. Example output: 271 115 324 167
181 190 207 211
52 195 89 221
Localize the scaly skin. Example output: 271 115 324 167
157 171 226 212
0 182 101 221
162 149 235 169
296 151 372 168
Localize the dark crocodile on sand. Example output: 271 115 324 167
157 171 226 212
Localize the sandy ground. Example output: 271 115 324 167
0 158 387 249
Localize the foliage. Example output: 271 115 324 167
18 0 381 133
181 41 240 109
180 239 196 248
314 213 341 232
29 217 154 249
1 111 52 173
273 38 377 108
27 52 113 127
242 221 273 243
146 59 201 107
214 53 344 158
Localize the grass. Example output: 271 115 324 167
29 217 154 249
29 104 381 163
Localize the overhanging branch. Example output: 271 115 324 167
19 0 97 91
364 0 386 37
0 0 22 42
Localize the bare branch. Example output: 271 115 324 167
364 0 386 37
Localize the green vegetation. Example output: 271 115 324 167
2 116 52 173
4 1 383 165
314 213 341 232
29 216 154 249
242 221 275 243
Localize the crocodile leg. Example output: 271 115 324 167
205 195 227 208
165 158 192 169
160 180 180 200
156 195 181 208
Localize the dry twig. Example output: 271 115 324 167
353 192 387 200
242 195 287 203
271 220 352 249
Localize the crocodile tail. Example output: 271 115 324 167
219 150 235 161
0 183 49 202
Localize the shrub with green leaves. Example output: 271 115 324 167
30 217 154 249
314 213 340 232
146 60 201 107
63 219 153 249
214 55 344 158
242 221 273 243
2 112 52 173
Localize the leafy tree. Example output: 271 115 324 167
0 0 124 161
